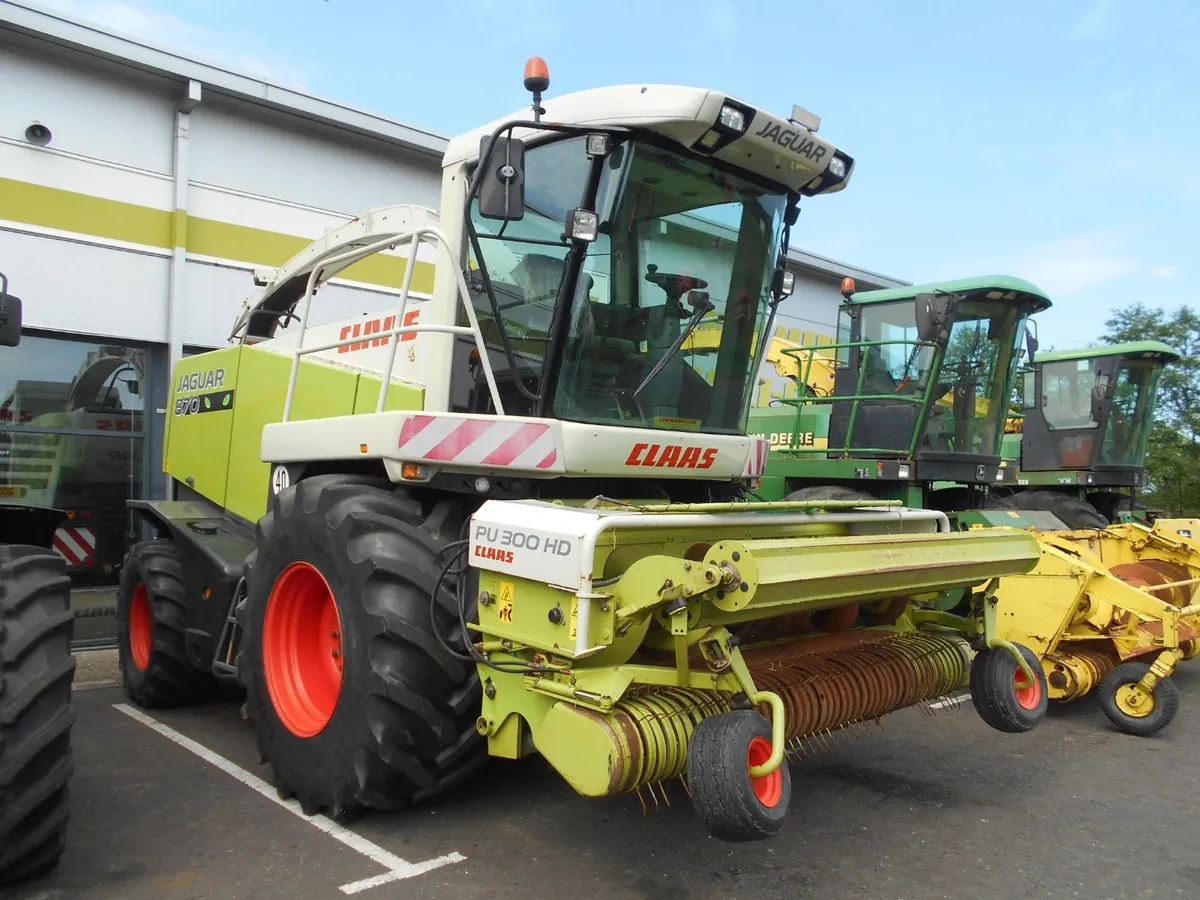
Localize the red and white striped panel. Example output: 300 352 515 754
53 526 96 567
397 415 564 472
742 437 769 479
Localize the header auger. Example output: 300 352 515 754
115 59 1048 843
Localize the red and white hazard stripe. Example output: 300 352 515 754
743 436 769 479
53 526 96 567
397 415 563 472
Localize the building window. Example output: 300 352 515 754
0 333 147 589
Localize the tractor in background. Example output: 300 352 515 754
0 343 145 584
996 341 1181 527
749 274 1050 516
751 283 1200 735
0 272 77 885
113 61 1047 842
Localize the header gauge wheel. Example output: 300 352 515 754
970 643 1048 733
687 710 791 842
1098 661 1180 736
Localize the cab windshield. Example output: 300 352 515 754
1102 359 1159 465
843 297 1026 456
463 135 786 433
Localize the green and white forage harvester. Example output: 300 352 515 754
118 59 1047 841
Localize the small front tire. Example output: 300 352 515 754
1098 661 1180 736
687 710 791 842
970 643 1048 733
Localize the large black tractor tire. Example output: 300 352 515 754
117 540 217 708
783 485 875 504
0 546 76 885
238 474 486 822
1011 490 1109 529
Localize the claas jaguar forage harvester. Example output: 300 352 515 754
115 59 1046 841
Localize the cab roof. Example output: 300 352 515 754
1036 341 1182 364
849 275 1053 313
442 84 853 197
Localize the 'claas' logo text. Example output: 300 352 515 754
625 443 718 469
339 309 420 353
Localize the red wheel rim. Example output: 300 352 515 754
747 735 783 808
129 583 152 671
263 561 344 738
1014 665 1043 710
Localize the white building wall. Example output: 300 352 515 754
189 98 443 218
0 39 446 350
0 38 176 174
0 228 170 340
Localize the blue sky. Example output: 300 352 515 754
36 0 1200 350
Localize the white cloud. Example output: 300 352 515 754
1147 264 1180 278
34 0 311 87
937 227 1176 298
1013 229 1139 296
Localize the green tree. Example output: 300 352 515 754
1101 303 1200 514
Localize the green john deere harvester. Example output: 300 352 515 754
996 341 1181 527
749 275 1050 517
113 63 1048 842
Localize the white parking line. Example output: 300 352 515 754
113 704 466 894
928 691 971 711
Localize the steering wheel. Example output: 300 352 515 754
645 264 709 317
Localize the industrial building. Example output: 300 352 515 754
0 0 906 603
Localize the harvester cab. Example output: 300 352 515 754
752 275 1051 512
119 61 1050 845
998 341 1180 525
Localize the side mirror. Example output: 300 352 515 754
1090 382 1108 422
1025 321 1039 363
476 135 526 221
914 291 955 344
0 273 21 348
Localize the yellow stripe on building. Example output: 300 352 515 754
0 177 436 294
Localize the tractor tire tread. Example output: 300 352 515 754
118 540 216 708
1011 490 1109 529
970 643 1048 734
687 710 790 842
240 474 485 823
1098 661 1180 736
0 545 75 886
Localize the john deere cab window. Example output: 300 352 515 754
1041 359 1100 430
1100 359 1159 465
464 133 785 433
841 298 1024 456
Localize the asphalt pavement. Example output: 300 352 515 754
9 662 1200 900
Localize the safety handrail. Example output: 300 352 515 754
281 226 505 421
776 337 944 458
